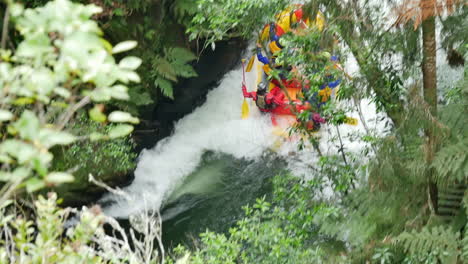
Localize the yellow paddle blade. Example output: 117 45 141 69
246 55 255 72
241 99 250 119
270 139 283 152
344 117 358 126
272 127 288 138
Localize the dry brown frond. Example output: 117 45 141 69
392 0 466 29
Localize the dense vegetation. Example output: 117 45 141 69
0 0 466 263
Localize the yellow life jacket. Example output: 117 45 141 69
276 9 292 33
263 64 272 75
269 41 282 54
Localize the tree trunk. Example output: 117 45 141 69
421 15 438 214
421 16 437 116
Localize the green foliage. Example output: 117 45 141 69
169 174 347 264
372 247 395 264
0 0 140 199
396 225 463 264
433 137 468 185
170 0 198 24
52 113 136 198
440 5 468 59
432 75 468 187
152 47 198 99
0 193 107 263
186 0 289 47
0 193 172 263
177 2 468 264
101 0 205 105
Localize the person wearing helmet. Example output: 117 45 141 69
242 81 285 112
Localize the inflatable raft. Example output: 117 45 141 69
241 5 332 130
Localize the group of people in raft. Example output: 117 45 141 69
241 5 341 131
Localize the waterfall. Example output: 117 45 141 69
102 57 387 218
102 64 275 217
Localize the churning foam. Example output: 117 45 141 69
102 66 278 218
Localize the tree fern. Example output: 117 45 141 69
396 225 461 263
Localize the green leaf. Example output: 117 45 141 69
155 78 174 99
25 177 46 193
89 132 107 141
0 199 13 210
89 106 107 123
108 111 140 124
53 87 71 98
46 172 74 184
0 140 35 163
39 129 77 148
112 40 137 54
0 110 13 122
123 71 141 83
175 253 191 264
89 88 112 101
114 7 124 16
154 57 178 82
33 158 48 177
168 47 197 64
129 86 153 106
108 124 134 139
13 110 40 140
110 85 130 100
51 101 69 108
13 97 35 105
9 3 24 17
0 171 11 182
174 64 198 78
119 56 142 70
100 38 113 53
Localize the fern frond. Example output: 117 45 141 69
171 0 197 22
129 86 153 106
152 47 198 98
154 78 174 99
396 225 460 261
166 47 197 65
439 103 467 137
433 138 468 186
174 64 198 78
152 56 178 82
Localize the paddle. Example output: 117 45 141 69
246 54 255 72
241 59 250 119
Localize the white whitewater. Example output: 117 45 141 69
102 62 274 217
102 57 386 218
